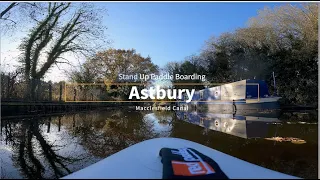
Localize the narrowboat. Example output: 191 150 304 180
177 79 281 115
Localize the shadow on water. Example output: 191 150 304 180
0 108 318 179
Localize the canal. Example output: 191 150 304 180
0 108 318 179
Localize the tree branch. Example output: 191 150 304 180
0 17 16 24
0 2 18 19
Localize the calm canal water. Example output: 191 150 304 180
0 108 318 179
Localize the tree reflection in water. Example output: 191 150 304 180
67 110 160 157
1 109 167 179
1 117 82 179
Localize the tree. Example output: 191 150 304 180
69 48 159 101
163 55 207 91
91 49 159 82
18 2 107 100
163 61 180 76
245 3 318 105
247 3 318 51
69 62 98 84
70 48 159 83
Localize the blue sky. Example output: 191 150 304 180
1 2 295 82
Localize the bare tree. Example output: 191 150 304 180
17 2 107 100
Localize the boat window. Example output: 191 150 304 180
200 91 204 99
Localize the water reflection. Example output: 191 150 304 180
144 111 173 137
0 109 318 179
175 111 281 139
0 110 173 179
0 117 87 179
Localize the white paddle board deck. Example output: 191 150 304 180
62 137 299 179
